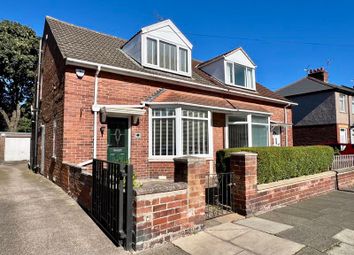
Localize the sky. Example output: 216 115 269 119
2 0 354 91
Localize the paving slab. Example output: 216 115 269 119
173 232 244 255
235 217 293 234
327 243 354 255
295 247 325 255
277 224 340 252
205 222 250 241
333 229 354 246
230 229 304 255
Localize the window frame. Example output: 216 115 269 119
351 97 354 114
340 128 348 144
224 61 256 90
225 113 270 148
143 35 191 77
148 107 213 161
339 93 347 113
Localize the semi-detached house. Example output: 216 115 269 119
32 17 295 180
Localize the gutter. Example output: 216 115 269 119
65 57 297 106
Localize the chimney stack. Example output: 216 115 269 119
308 67 328 83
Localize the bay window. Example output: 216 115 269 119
182 109 209 155
227 114 269 148
225 62 255 90
150 107 211 159
151 109 176 156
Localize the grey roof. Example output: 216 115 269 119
277 76 354 97
45 16 291 104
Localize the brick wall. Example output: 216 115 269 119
293 124 337 146
229 152 351 216
58 67 293 180
133 156 207 250
337 169 354 190
38 23 65 181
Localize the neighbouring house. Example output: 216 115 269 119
277 68 354 147
31 16 294 180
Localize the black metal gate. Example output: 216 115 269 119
92 159 133 250
205 172 234 219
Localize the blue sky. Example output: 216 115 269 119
2 0 354 91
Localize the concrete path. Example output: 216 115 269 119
0 163 128 255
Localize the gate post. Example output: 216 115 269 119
174 156 207 226
230 152 258 215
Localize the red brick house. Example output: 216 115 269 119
32 17 295 180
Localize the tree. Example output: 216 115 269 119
0 20 38 132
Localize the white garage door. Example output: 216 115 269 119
4 137 31 161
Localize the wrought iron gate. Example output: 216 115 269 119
205 172 234 219
92 159 133 250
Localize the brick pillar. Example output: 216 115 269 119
230 152 258 216
174 156 207 226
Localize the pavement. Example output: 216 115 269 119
172 190 354 255
2 162 354 255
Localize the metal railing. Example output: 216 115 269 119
332 154 354 170
92 159 133 250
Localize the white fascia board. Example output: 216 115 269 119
145 101 272 115
141 19 193 49
65 57 297 106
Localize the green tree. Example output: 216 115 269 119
0 20 38 132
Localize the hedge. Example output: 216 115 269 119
216 146 334 184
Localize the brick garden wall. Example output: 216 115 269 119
230 152 352 216
133 156 207 250
337 169 354 190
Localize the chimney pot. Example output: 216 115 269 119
308 67 328 83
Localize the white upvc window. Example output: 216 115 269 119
144 36 191 76
339 94 347 113
226 114 269 148
351 98 354 114
151 109 176 156
340 128 348 144
225 62 255 90
351 128 354 144
149 107 212 160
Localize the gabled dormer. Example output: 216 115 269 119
199 48 256 90
122 19 193 77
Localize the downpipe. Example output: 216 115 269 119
93 65 101 159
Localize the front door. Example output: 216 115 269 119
272 126 281 147
107 118 129 163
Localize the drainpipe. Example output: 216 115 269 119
92 65 101 159
284 103 291 147
31 39 43 172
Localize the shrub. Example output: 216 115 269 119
216 146 334 184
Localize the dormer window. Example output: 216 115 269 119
123 19 193 77
145 37 190 75
199 47 257 91
225 62 255 90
